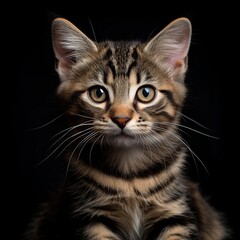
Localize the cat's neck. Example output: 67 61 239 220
70 136 186 179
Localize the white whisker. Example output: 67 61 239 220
168 131 209 175
49 122 94 149
155 121 218 139
68 112 96 120
146 129 179 170
89 133 104 163
51 120 93 139
49 126 94 153
88 17 97 42
152 125 209 175
35 128 94 167
100 134 105 149
64 130 97 182
77 132 99 163
136 130 153 160
54 129 95 160
28 113 65 130
180 112 212 130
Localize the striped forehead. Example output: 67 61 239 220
103 41 139 79
96 42 139 103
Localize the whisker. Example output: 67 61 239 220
149 131 181 172
135 130 153 161
68 131 96 162
143 132 159 162
146 26 159 42
64 130 97 182
53 129 95 161
88 17 97 42
179 112 212 130
152 125 209 175
100 134 105 149
68 112 95 120
155 122 218 139
89 133 103 163
49 126 94 152
168 131 209 176
49 122 94 149
35 128 94 167
154 123 199 139
151 129 179 153
51 120 93 140
147 129 179 167
28 113 65 131
77 132 99 163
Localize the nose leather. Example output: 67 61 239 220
112 116 131 129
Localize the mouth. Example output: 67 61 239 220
107 129 136 146
120 129 134 137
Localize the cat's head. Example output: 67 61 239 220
51 17 191 148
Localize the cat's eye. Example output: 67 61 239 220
88 86 108 103
136 85 156 103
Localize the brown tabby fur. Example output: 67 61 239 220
25 17 228 240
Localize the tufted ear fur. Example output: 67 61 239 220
144 18 192 81
51 18 98 81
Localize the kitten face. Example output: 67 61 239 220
52 18 191 148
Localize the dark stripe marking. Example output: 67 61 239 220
158 111 175 121
132 47 138 61
136 71 141 84
160 90 180 108
145 70 152 81
81 175 119 195
134 175 176 197
92 215 121 236
148 174 176 195
164 191 184 203
147 215 194 239
187 191 201 231
168 231 200 239
104 48 112 60
187 232 201 239
144 99 166 116
97 145 183 180
127 61 137 77
70 90 84 103
73 213 119 237
137 69 152 84
107 60 116 79
103 70 108 84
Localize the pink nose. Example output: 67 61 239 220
112 116 131 129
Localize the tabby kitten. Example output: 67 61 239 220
26 17 227 239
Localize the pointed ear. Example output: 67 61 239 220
144 18 192 81
51 18 98 81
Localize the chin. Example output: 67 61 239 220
106 132 140 148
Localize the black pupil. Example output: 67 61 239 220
96 88 104 98
142 88 150 98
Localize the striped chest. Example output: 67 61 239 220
70 153 188 239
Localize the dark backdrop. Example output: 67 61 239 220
8 6 235 240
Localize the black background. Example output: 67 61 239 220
7 5 236 240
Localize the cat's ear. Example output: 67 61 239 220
51 18 98 81
144 17 192 81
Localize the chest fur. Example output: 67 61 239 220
70 160 187 238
